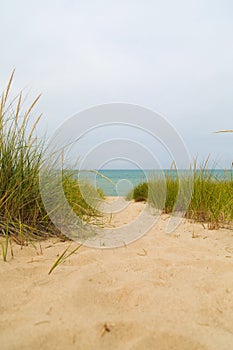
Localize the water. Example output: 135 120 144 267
87 169 233 196
97 169 150 196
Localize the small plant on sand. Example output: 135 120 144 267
48 243 82 275
132 182 148 202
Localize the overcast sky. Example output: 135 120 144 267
0 0 233 168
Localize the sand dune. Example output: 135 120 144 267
0 199 233 349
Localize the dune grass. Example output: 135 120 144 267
127 162 233 229
0 71 47 243
0 72 104 260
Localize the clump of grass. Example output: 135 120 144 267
129 161 233 229
0 70 49 244
132 182 148 202
0 71 105 260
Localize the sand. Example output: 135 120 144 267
0 198 233 349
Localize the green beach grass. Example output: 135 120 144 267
0 72 104 260
127 161 233 229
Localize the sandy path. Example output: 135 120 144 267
0 198 233 349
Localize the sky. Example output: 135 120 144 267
0 0 233 169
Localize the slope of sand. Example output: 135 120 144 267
0 198 233 349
